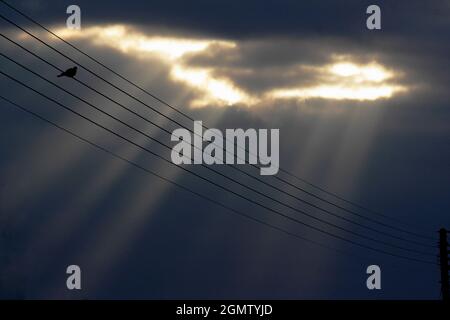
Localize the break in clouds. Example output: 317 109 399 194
48 24 410 108
8 22 417 110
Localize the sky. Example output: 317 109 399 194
0 0 449 299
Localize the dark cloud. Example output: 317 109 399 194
10 0 450 39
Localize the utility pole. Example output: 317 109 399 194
439 228 449 301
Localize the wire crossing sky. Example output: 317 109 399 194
0 10 439 263
0 5 436 242
0 33 437 252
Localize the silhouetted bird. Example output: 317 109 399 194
57 66 77 78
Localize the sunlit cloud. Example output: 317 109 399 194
51 25 408 106
270 85 403 101
270 61 405 101
56 25 235 60
171 65 257 107
54 25 252 106
329 62 393 82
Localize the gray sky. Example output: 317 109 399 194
0 0 449 299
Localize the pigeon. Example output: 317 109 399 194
57 66 78 78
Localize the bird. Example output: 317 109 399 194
57 66 78 78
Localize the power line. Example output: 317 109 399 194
0 51 437 257
0 94 381 268
0 65 437 264
0 7 434 241
0 77 436 265
0 32 436 251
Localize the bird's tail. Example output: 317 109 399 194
57 74 63 77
